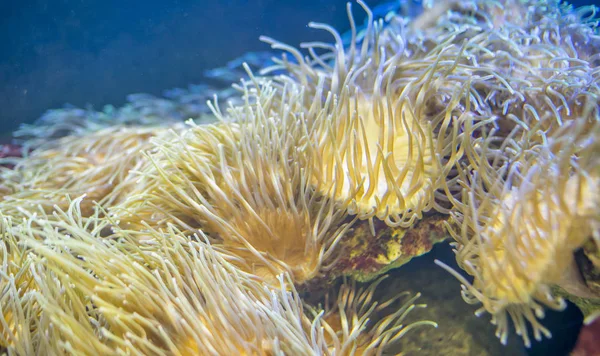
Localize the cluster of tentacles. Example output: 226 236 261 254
262 0 600 344
1 0 599 354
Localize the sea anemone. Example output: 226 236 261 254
437 118 600 346
13 92 221 150
2 197 433 355
0 213 41 354
111 78 354 286
423 0 600 346
3 0 598 352
301 82 441 230
260 1 476 230
399 0 600 140
0 126 168 219
6 208 314 354
310 276 438 354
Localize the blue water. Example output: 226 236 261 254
1 0 595 136
0 0 393 135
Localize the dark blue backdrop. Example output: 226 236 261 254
0 0 594 135
0 0 386 135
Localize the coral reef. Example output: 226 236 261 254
1 0 599 354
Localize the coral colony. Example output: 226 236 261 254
1 0 599 354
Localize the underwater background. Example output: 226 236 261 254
6 0 592 134
1 0 396 135
1 1 599 355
